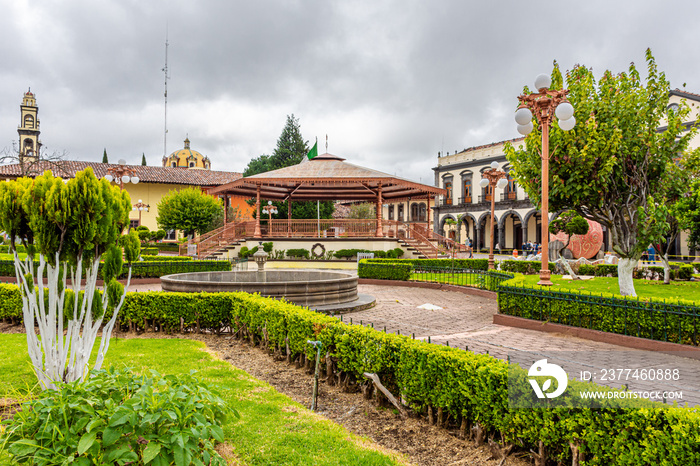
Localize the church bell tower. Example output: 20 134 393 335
18 89 41 163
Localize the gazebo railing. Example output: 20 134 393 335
411 224 466 253
265 219 378 238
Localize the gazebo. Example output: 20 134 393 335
210 153 446 240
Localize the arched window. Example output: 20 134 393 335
24 115 34 129
171 161 177 167
189 162 195 168
444 180 453 205
462 174 472 204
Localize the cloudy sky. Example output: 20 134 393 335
0 0 696 184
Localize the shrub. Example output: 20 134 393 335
364 258 489 270
498 277 700 345
140 255 193 262
1 367 233 465
140 247 159 256
500 260 557 275
578 264 596 275
286 248 310 259
358 260 412 281
594 264 618 277
238 246 249 258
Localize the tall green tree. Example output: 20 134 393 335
141 153 147 166
0 168 138 389
156 187 222 237
242 114 334 220
505 50 696 296
102 148 108 163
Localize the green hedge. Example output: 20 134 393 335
286 248 310 259
140 255 193 262
0 260 228 279
576 263 695 280
498 277 700 346
357 261 412 281
500 260 557 275
333 248 404 260
363 258 489 270
140 247 159 256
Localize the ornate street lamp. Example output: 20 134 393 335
480 161 508 270
262 201 278 235
132 199 150 226
103 159 140 190
515 74 575 285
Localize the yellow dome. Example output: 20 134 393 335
162 137 211 170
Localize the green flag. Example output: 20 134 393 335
306 141 318 160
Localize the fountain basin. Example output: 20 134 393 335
161 270 358 307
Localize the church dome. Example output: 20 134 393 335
162 137 211 170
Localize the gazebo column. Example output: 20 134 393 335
254 185 262 238
427 195 432 233
376 184 384 237
223 195 229 225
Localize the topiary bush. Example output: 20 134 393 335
499 260 556 275
1 367 234 465
357 260 412 281
286 248 310 259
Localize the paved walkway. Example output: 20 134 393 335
351 284 700 407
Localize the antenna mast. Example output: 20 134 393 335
162 29 170 159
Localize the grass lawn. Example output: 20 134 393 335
516 274 700 303
0 253 26 261
0 334 406 466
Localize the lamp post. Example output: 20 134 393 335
515 74 576 285
479 161 508 270
132 199 150 226
262 201 278 236
103 159 140 190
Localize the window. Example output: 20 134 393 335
444 180 453 205
506 173 517 200
171 162 177 167
165 229 177 240
24 115 34 128
462 175 472 203
189 162 195 167
398 205 404 222
411 203 427 222
388 205 394 220
129 219 140 230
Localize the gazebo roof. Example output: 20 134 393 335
210 153 445 201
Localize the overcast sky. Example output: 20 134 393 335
1 0 696 184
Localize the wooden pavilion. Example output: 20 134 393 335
210 153 446 239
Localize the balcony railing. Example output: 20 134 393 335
439 198 453 206
478 194 493 203
501 191 518 201
458 196 472 205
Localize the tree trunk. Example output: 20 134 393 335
659 253 671 284
617 257 638 296
558 252 579 279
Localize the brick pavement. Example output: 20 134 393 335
351 284 700 407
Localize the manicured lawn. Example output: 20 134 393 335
0 334 406 466
517 274 700 303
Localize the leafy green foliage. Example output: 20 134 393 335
357 260 412 280
347 203 375 219
1 367 232 465
333 248 404 260
499 276 700 345
237 242 273 259
500 260 557 275
286 248 310 259
363 258 490 270
156 187 221 237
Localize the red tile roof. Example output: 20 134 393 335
0 160 242 187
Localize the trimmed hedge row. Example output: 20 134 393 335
357 261 412 281
0 259 229 279
140 255 193 262
5 289 696 464
500 260 557 275
498 276 700 346
333 248 404 260
363 258 490 270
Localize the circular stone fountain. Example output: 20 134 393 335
161 245 374 312
161 270 362 307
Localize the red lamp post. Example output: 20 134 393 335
262 201 278 236
515 74 576 286
103 159 140 190
479 162 508 270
